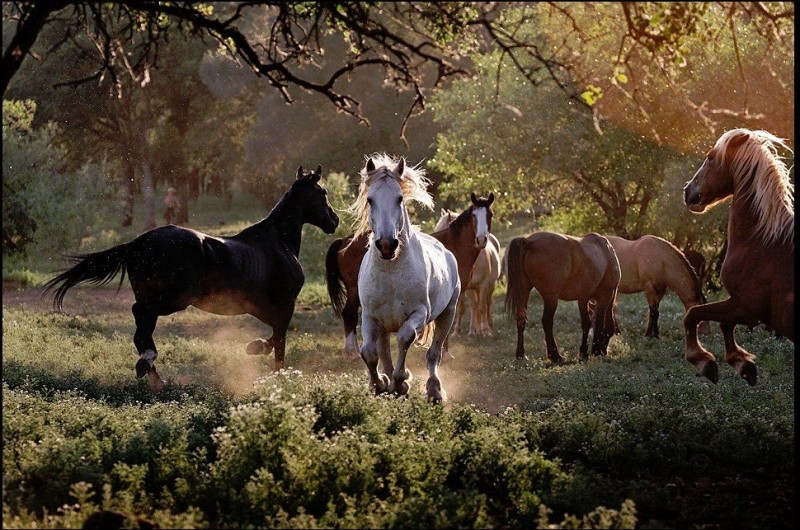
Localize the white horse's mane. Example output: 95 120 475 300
348 153 434 239
717 128 794 246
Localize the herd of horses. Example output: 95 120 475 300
43 128 795 399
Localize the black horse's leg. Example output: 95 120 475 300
541 299 564 363
132 302 165 391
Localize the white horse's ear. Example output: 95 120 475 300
487 192 495 205
296 166 304 179
394 157 405 177
366 158 376 173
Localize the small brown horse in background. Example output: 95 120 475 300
326 193 495 357
605 235 710 338
683 128 794 386
504 232 621 362
435 209 502 336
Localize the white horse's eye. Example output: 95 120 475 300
396 196 403 205
367 197 373 206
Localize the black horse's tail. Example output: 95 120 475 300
325 238 347 317
504 237 530 316
42 244 129 311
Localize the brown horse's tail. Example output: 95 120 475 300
668 242 706 305
504 237 530 316
41 244 129 311
325 238 347 317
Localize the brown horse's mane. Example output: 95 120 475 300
433 206 473 238
720 129 794 247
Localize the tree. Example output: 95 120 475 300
4 2 792 147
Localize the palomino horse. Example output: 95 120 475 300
605 235 710 338
435 209 501 336
504 232 621 362
326 193 494 357
43 166 339 389
683 128 794 385
349 153 460 402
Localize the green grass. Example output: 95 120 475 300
2 191 794 529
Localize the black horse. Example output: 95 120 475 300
43 165 339 389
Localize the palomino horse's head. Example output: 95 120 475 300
293 165 340 234
350 154 434 260
434 208 458 232
683 130 751 213
469 192 495 249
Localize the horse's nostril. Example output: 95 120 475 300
389 239 399 251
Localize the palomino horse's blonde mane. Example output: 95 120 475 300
347 153 434 240
718 128 794 247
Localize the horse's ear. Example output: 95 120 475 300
470 192 478 205
394 157 405 177
315 164 322 176
296 166 304 180
366 158 376 173
313 165 322 182
440 208 446 216
487 192 495 205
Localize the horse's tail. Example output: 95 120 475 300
504 237 530 316
41 244 129 311
325 238 347 317
666 241 706 305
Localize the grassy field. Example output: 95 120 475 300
2 191 794 528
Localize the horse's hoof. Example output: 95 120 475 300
375 374 390 394
135 358 151 378
246 339 271 355
147 371 166 392
550 355 565 364
738 361 758 386
426 379 445 403
394 380 410 396
698 360 719 384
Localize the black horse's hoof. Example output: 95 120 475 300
135 358 151 378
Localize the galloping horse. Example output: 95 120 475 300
350 154 460 402
326 193 494 357
43 166 339 389
683 128 794 385
504 232 621 362
435 209 501 336
605 235 710 338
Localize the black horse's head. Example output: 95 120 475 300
293 165 340 234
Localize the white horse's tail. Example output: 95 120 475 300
416 322 436 348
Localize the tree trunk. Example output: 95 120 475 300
121 158 135 227
141 161 156 230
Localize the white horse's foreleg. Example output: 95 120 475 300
391 309 426 396
377 332 394 377
360 319 389 394
426 293 458 403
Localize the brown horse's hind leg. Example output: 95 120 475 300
577 299 591 360
541 299 565 363
644 286 666 338
721 321 757 386
341 293 361 358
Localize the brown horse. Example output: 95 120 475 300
683 128 794 385
504 232 621 362
435 209 502 336
605 235 710 338
326 193 495 357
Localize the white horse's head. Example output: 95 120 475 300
349 153 434 260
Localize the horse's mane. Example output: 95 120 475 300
432 206 472 237
719 128 794 246
348 153 433 239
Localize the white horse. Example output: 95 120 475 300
349 154 460 402
435 209 501 336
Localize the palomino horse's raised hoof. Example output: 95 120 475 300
697 359 719 384
246 338 272 355
738 361 757 386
